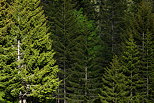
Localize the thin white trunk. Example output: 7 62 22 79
19 91 22 103
63 1 66 103
146 39 149 97
18 40 22 103
18 40 27 103
17 9 27 103
64 67 66 103
23 99 27 103
113 82 115 103
142 32 149 97
57 86 60 103
130 70 133 103
147 71 149 96
18 40 21 69
85 67 87 96
142 32 145 51
19 100 22 103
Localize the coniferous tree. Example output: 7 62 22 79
0 0 59 102
48 0 78 102
42 0 84 102
121 34 143 102
126 0 154 102
98 0 128 55
42 0 104 102
0 0 16 102
67 10 103 103
72 0 96 20
99 55 128 103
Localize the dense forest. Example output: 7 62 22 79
0 0 154 103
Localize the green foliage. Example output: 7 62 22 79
99 55 128 103
0 0 59 102
125 0 154 102
99 0 128 55
68 10 103 103
121 34 143 102
43 0 85 102
42 0 104 102
0 0 154 103
0 0 16 102
72 0 96 20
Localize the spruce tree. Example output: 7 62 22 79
42 0 104 102
66 10 103 103
121 34 143 102
0 0 16 102
72 0 96 20
0 0 59 102
42 0 84 102
126 0 154 102
99 55 128 103
98 0 128 55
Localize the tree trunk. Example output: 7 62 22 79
23 98 27 103
18 40 22 103
85 66 87 96
18 40 27 103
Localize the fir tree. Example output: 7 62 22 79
42 0 104 102
121 34 143 102
72 0 96 20
0 0 16 102
67 10 103 103
0 0 59 102
98 0 128 55
42 0 83 102
126 0 154 102
99 55 128 103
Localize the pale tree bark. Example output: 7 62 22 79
18 40 27 103
64 61 66 103
23 98 27 103
85 66 88 96
18 40 21 69
63 1 66 103
142 32 149 97
18 40 22 103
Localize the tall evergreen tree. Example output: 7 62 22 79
126 0 154 102
66 10 103 103
121 34 143 102
99 55 128 103
0 0 59 102
72 0 96 20
42 0 104 102
98 0 128 55
0 0 16 102
47 1 78 102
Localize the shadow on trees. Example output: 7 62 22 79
0 100 8 103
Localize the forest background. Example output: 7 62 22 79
0 0 154 103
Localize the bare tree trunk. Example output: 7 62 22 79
18 40 27 103
130 69 133 103
18 40 22 103
57 86 60 103
113 82 115 103
18 40 21 69
85 67 87 96
145 32 149 97
19 99 22 103
64 61 66 103
23 98 27 103
63 1 66 103
142 32 149 97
